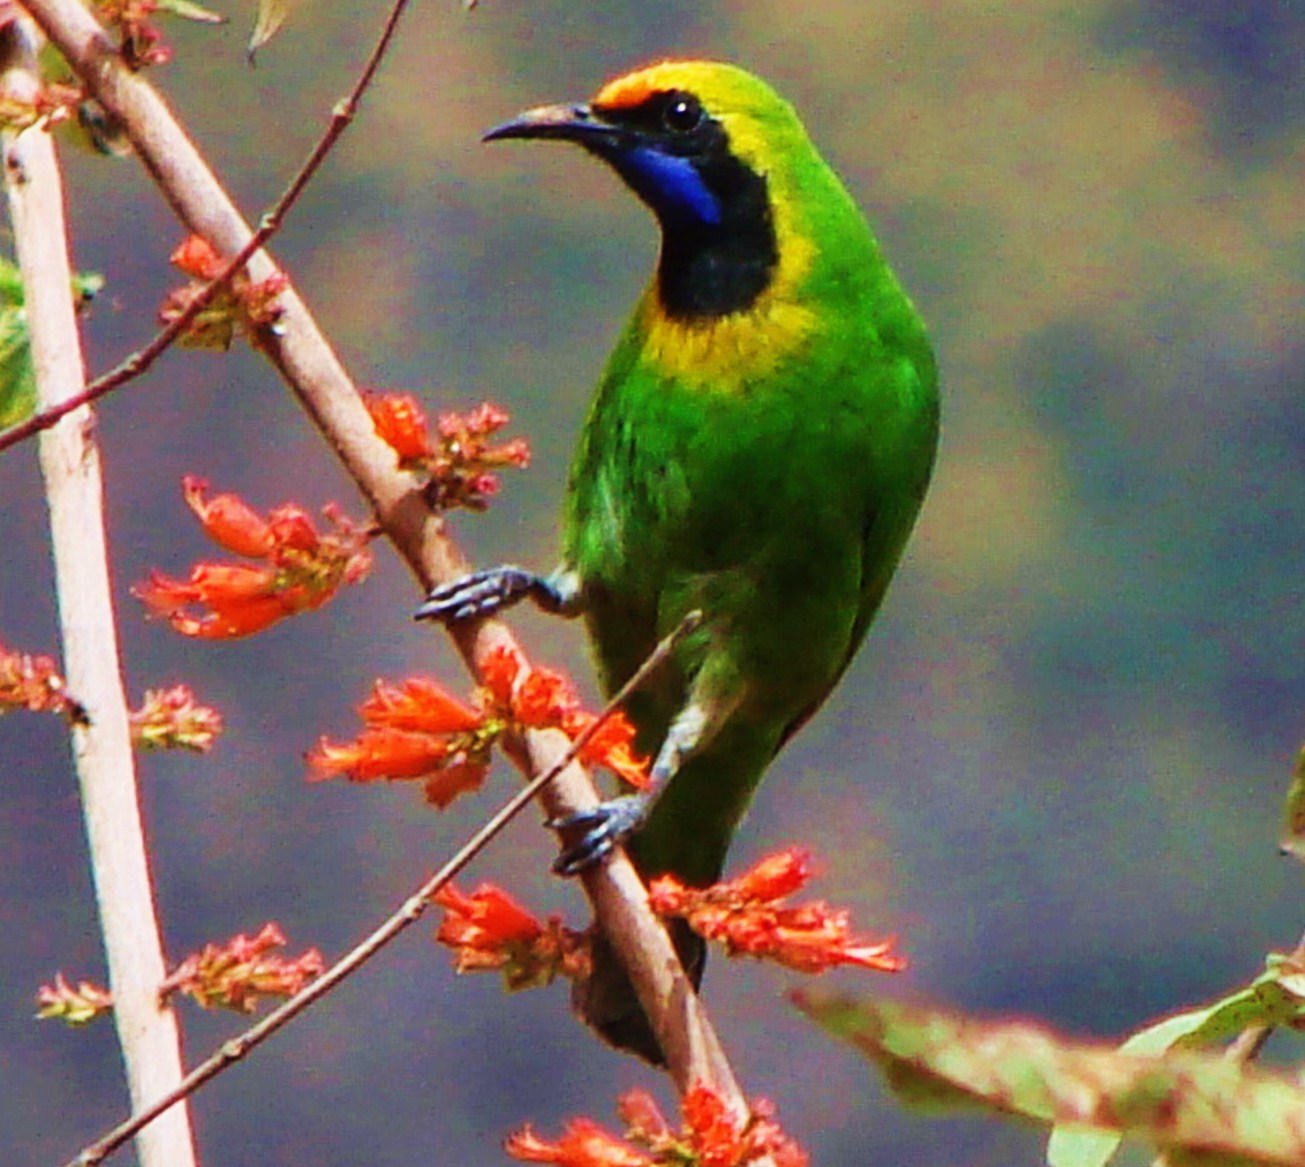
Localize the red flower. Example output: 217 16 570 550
680 1084 808 1167
649 848 905 976
476 647 649 788
134 564 296 638
505 1120 654 1167
182 475 273 557
728 847 813 903
170 235 224 280
134 562 278 615
514 664 580 728
365 397 531 511
159 923 324 1013
0 76 84 135
308 728 463 782
571 710 651 790
159 235 287 350
365 392 437 465
359 677 484 735
36 973 113 1027
308 675 496 809
682 1084 749 1167
130 566 288 639
307 730 491 808
479 645 524 708
0 640 82 722
130 684 223 752
435 883 542 950
434 883 589 990
505 1085 806 1167
421 757 493 809
615 1091 672 1146
134 479 371 639
696 1090 808 1167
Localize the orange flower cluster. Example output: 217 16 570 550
480 647 650 790
307 676 497 807
159 922 324 1013
307 648 648 809
649 848 906 975
130 683 224 752
433 883 589 991
0 640 84 723
96 0 172 67
133 476 372 638
158 236 288 350
35 973 113 1027
505 1083 807 1167
365 394 530 511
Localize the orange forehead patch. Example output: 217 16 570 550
592 61 702 109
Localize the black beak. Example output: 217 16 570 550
482 102 620 146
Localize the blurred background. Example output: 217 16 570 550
2 1 1304 1163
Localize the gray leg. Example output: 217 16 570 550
415 564 583 623
551 698 718 876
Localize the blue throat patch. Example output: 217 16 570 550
624 147 722 227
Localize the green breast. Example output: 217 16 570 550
566 271 936 724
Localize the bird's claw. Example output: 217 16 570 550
414 566 539 624
549 794 649 876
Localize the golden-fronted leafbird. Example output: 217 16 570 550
418 60 939 1063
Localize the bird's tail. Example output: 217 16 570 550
571 916 706 1067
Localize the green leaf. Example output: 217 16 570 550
1046 1125 1124 1167
0 255 34 428
0 257 105 429
1279 747 1305 862
154 0 226 22
795 990 1305 1166
0 302 35 428
0 254 24 302
72 272 105 304
247 0 293 60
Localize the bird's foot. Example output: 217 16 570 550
415 566 566 623
549 793 650 876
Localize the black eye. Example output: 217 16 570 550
662 94 703 134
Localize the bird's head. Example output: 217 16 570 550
485 61 805 232
485 61 821 320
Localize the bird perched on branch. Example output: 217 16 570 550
418 60 938 1063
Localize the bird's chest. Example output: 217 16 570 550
568 371 873 594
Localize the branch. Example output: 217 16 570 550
0 17 196 1167
63 617 697 1167
21 0 756 1139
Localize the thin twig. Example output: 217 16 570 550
2 17 196 1167
0 0 416 456
63 614 699 1167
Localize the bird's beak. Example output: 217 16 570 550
482 102 619 146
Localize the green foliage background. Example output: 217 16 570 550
1 2 1303 1164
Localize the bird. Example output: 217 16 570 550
417 60 939 1063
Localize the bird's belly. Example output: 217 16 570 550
583 516 866 728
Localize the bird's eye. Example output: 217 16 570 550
662 95 703 134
